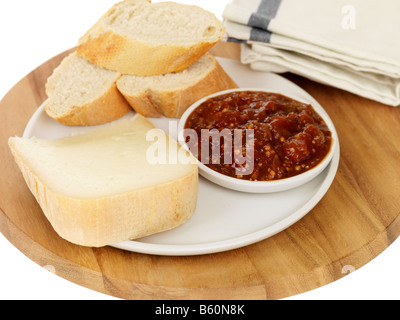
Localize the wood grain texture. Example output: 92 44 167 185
1 43 400 300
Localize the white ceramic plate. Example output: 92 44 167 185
24 58 340 256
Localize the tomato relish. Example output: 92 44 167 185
184 91 332 181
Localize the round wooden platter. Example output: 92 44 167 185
1 42 400 300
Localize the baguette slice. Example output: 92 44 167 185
116 53 238 118
8 115 198 247
77 0 226 76
45 52 132 126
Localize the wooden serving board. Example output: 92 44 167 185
1 42 400 300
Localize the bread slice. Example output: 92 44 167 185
45 52 132 126
8 115 198 247
77 0 226 76
116 53 238 118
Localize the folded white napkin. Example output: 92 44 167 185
242 44 400 106
223 0 400 106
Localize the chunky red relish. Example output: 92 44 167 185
185 91 332 181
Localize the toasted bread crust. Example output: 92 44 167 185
121 90 164 118
76 0 225 76
77 31 220 76
117 55 238 118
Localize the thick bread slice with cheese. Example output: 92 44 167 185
116 53 238 118
8 115 198 247
77 0 226 76
45 52 132 126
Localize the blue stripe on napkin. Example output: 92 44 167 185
227 37 247 44
249 0 282 43
250 28 273 43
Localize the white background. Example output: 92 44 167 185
0 0 399 300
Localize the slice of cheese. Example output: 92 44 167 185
8 114 198 247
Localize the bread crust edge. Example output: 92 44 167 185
77 31 221 76
117 54 239 119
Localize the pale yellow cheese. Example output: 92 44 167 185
8 115 198 247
